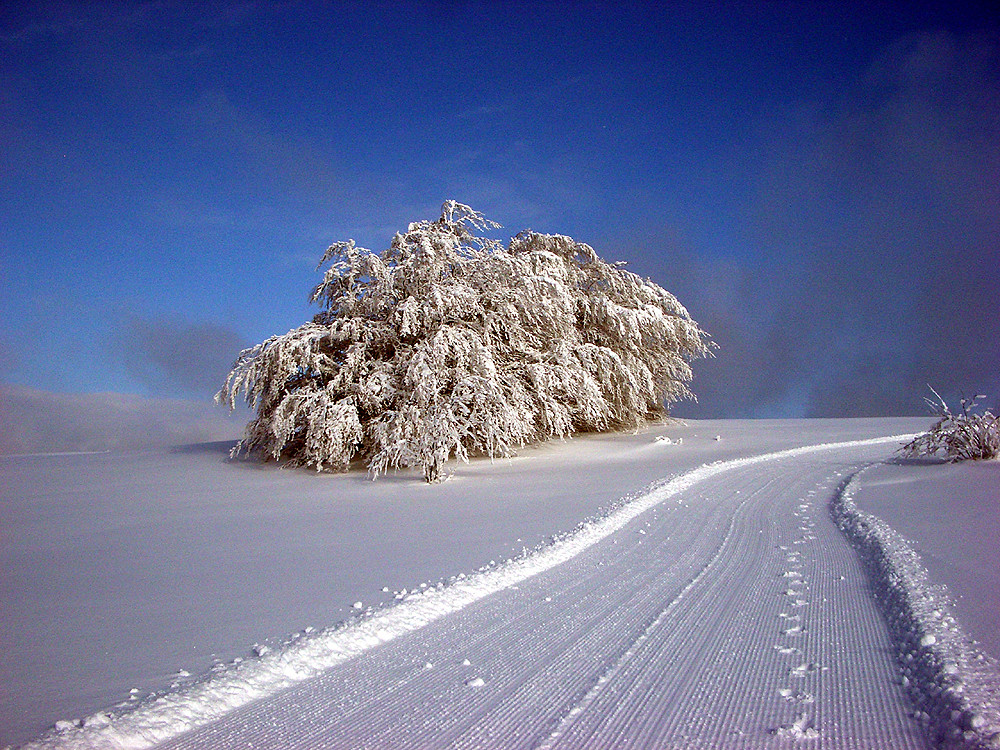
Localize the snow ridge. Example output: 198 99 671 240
832 465 1000 749
21 434 916 750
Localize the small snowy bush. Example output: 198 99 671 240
901 388 999 462
218 201 712 481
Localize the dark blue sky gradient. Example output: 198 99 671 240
2 1 998 419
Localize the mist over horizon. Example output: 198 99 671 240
0 384 250 455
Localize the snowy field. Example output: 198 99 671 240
2 417 999 748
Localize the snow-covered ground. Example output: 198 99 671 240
853 459 1000 660
2 417 998 748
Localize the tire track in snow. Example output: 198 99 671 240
24 435 928 749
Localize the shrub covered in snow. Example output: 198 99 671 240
901 388 999 462
218 201 712 481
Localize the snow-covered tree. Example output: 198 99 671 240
218 201 713 482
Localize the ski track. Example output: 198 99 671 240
29 437 945 749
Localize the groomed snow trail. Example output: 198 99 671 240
29 437 935 749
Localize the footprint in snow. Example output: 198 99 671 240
782 625 805 636
774 714 820 740
789 662 824 678
774 645 801 655
778 687 816 704
465 677 486 688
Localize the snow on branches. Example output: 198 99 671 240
901 387 999 462
218 201 713 482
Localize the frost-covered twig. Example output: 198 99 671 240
901 388 999 462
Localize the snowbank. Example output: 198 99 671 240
855 460 1000 659
833 466 1000 748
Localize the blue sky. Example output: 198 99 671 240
2 1 998 422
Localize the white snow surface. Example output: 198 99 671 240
833 462 1000 748
852 460 1000 660
3 417 999 749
